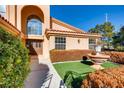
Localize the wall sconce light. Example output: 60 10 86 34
78 39 80 44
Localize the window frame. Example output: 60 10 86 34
55 36 66 50
89 38 96 50
27 18 42 35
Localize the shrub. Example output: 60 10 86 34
104 51 124 64
50 49 94 62
81 56 94 65
81 60 94 65
0 27 30 87
114 46 124 52
81 66 124 88
82 56 88 61
64 71 89 88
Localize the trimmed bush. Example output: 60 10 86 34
81 66 124 88
104 51 124 64
0 27 30 88
81 60 94 65
50 49 94 62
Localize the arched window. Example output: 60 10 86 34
0 5 6 17
27 18 42 35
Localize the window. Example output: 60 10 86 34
26 41 30 47
27 18 42 35
0 5 6 17
36 42 38 48
89 38 96 50
35 42 42 48
55 37 66 50
33 42 36 47
39 42 41 48
26 41 42 48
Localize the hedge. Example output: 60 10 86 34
0 27 30 87
104 51 124 64
50 49 94 62
81 66 124 88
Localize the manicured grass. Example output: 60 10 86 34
101 61 119 68
53 61 121 88
53 62 95 79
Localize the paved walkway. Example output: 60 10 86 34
24 56 64 88
90 64 104 70
24 57 105 88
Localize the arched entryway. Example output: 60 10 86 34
21 5 44 55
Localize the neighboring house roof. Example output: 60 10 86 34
50 17 86 33
45 29 101 38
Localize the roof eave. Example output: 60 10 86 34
45 29 102 39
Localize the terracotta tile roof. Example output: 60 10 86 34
0 14 20 32
50 17 86 33
0 14 26 39
48 29 85 34
45 29 102 38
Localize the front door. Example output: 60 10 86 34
26 40 43 55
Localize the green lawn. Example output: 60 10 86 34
101 61 119 68
53 61 119 79
53 61 120 88
53 62 95 79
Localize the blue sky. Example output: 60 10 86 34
50 5 124 32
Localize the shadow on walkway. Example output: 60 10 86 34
24 57 50 88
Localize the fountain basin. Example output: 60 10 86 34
88 54 110 65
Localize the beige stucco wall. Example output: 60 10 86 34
66 37 89 50
6 6 15 26
49 36 89 50
49 36 55 50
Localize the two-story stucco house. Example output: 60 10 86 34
0 5 101 60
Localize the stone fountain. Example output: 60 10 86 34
88 41 110 65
